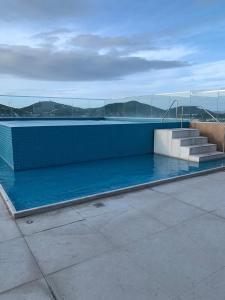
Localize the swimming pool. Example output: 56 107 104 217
0 154 225 216
0 118 223 217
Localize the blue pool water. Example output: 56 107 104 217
0 154 225 211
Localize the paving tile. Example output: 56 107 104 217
211 206 225 219
121 188 171 208
48 249 177 300
84 207 167 247
124 216 225 298
152 175 210 195
0 195 9 216
0 213 21 242
126 190 204 227
204 171 225 182
16 206 84 235
147 200 205 227
0 279 54 300
25 221 115 274
173 213 225 266
154 177 225 211
181 267 225 300
75 195 133 218
0 238 41 293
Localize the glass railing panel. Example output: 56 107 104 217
0 89 225 121
102 99 122 118
82 99 106 118
217 90 225 122
104 95 156 119
190 90 220 122
151 94 173 119
153 91 191 120
0 95 106 119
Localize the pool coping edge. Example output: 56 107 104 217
1 165 225 219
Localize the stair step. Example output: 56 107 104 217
154 128 225 162
189 151 225 162
178 136 208 146
171 129 199 138
182 143 217 155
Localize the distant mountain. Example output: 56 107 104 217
0 99 224 120
19 101 86 117
103 101 164 117
0 100 164 118
0 104 20 117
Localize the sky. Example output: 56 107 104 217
0 0 225 100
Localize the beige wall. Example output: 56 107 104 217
190 122 225 152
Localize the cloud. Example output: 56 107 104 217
68 33 158 57
144 60 225 94
70 34 153 50
0 0 92 21
188 60 225 82
0 45 188 81
31 29 73 47
129 46 197 61
32 29 72 40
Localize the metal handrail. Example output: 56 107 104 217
162 99 178 122
162 99 184 128
198 106 220 123
197 105 225 153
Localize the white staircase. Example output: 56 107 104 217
154 128 225 162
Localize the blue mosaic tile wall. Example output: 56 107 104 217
6 121 189 170
0 125 14 168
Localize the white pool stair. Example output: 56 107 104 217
154 128 225 162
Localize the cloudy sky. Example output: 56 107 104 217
0 0 225 98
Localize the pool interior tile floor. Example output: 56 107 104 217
1 171 225 299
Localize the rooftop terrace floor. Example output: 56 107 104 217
1 171 225 299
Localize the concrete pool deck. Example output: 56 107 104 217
1 172 225 299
